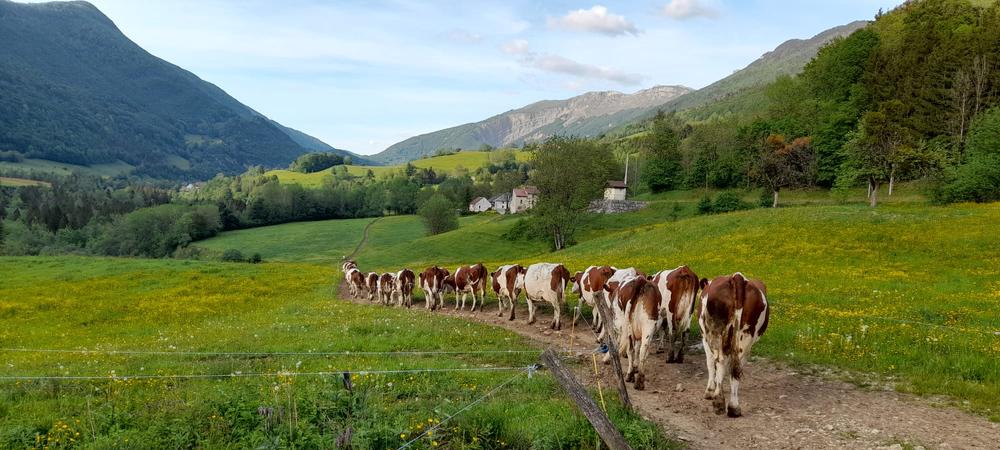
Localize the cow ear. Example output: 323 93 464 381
646 275 653 281
700 278 709 290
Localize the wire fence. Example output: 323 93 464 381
0 365 538 382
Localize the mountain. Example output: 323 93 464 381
269 121 374 165
376 21 870 164
373 85 692 164
0 0 348 179
662 20 870 117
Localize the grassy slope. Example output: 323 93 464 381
193 217 373 263
191 191 1000 419
0 158 134 178
0 257 668 448
269 151 531 188
0 176 51 187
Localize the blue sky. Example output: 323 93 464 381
36 0 902 154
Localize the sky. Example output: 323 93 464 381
28 0 902 154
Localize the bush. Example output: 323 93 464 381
697 192 752 215
713 192 750 213
249 253 262 264
221 249 245 262
933 108 1000 203
697 196 713 214
289 152 344 173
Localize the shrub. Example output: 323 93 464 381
221 249 245 262
933 107 1000 203
697 196 713 214
713 192 750 213
249 253 263 264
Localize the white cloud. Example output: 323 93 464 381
443 29 483 44
662 0 719 20
547 5 639 36
502 40 642 86
502 39 531 55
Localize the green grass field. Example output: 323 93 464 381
0 257 670 448
269 151 531 188
0 158 134 178
193 217 374 263
0 176 51 187
192 193 1000 421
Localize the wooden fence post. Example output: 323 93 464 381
593 297 632 411
541 349 632 450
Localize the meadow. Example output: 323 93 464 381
268 150 531 188
192 194 1000 421
194 217 374 263
0 176 51 187
0 257 671 449
0 158 134 178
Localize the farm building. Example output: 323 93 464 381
509 185 539 213
468 197 491 212
490 192 511 214
604 180 627 200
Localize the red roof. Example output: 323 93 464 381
606 180 627 189
513 189 527 197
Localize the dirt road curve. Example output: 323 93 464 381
341 286 1000 449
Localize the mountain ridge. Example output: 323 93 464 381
374 20 870 164
0 0 351 179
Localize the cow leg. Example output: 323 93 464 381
635 331 655 391
526 299 536 325
728 374 742 418
703 337 717 400
711 356 728 415
676 330 688 363
550 298 561 330
508 295 516 321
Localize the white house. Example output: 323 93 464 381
490 193 511 214
604 181 627 201
468 197 492 213
509 185 539 213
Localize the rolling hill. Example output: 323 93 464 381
0 0 351 179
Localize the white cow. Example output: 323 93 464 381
523 263 571 330
650 265 701 363
491 264 525 321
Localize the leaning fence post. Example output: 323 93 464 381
541 349 632 450
592 297 632 411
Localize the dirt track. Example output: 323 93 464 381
340 285 1000 449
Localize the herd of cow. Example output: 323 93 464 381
340 260 769 418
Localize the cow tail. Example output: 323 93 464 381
728 273 747 380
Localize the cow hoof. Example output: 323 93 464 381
727 406 742 418
712 396 726 415
635 374 645 390
665 355 675 364
625 372 634 382
676 354 684 364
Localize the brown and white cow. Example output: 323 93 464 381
377 272 396 305
418 266 449 311
523 263 571 330
452 263 488 311
341 260 357 273
607 275 663 390
650 265 701 363
365 272 379 302
395 268 415 308
346 268 365 299
699 273 770 418
569 265 616 330
491 264 526 321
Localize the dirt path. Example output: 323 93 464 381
338 284 999 449
344 217 380 261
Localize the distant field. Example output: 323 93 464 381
196 198 1000 419
0 257 668 448
0 176 50 187
0 158 134 177
270 150 531 188
193 217 373 263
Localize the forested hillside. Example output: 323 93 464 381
0 1 347 179
610 0 1000 206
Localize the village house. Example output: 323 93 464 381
509 185 539 214
604 180 627 201
490 192 511 214
468 196 492 213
